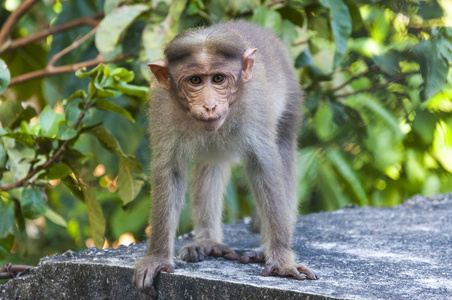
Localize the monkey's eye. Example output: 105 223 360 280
212 74 225 83
189 76 202 85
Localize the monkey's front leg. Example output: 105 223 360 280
133 157 188 298
179 162 238 262
244 145 319 281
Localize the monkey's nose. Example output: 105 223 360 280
203 104 216 113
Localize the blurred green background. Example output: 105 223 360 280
1 0 451 272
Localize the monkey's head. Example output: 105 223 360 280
148 29 257 132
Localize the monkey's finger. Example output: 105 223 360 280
160 265 175 274
287 268 307 280
225 251 238 260
297 265 319 280
142 269 158 299
204 246 212 256
256 251 265 261
239 255 250 264
211 248 223 257
261 266 274 277
187 247 199 262
239 251 256 264
196 247 206 261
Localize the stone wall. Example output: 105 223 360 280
2 194 451 299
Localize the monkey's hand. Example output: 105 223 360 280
180 240 238 262
261 260 319 281
133 255 174 299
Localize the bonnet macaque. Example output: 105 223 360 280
133 20 318 298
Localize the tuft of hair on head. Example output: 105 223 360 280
164 26 246 64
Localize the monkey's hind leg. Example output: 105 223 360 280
179 162 238 262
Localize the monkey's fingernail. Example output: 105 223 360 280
239 256 250 264
261 267 272 276
226 252 238 260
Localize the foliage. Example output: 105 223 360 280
0 0 451 265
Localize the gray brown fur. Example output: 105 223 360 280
133 20 317 298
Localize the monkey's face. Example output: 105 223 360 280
148 48 257 132
179 72 237 132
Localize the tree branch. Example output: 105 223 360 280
8 54 131 86
1 13 104 54
292 39 309 46
332 65 379 92
335 71 418 98
48 27 98 67
7 25 131 86
0 0 40 51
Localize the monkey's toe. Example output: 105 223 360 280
239 249 266 264
180 241 237 262
297 264 319 280
259 262 318 281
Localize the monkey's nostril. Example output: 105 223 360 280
203 104 217 112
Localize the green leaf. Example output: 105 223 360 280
65 90 87 103
104 0 121 14
414 39 450 99
56 125 78 140
0 234 14 259
0 205 14 238
111 67 134 82
115 83 149 98
92 99 134 122
346 94 402 140
412 109 437 144
142 23 168 65
95 4 150 54
0 58 11 95
75 64 105 79
277 5 304 27
326 148 368 206
2 132 35 148
111 197 149 238
418 0 443 20
0 101 22 128
319 0 352 67
62 176 84 201
318 162 349 210
84 186 106 248
38 163 72 180
252 6 282 34
314 101 337 141
45 208 67 227
39 106 64 137
117 156 145 205
86 125 122 153
21 189 47 219
297 147 320 203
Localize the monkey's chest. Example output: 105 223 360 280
194 141 241 165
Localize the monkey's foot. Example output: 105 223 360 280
239 247 266 263
261 262 319 280
133 255 174 299
180 240 238 262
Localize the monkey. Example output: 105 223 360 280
133 20 318 298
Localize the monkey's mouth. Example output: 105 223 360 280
193 115 222 122
192 114 224 131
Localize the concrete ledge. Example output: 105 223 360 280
1 194 451 299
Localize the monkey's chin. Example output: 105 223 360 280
195 117 225 132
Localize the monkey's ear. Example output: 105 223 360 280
241 48 258 83
148 61 171 90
